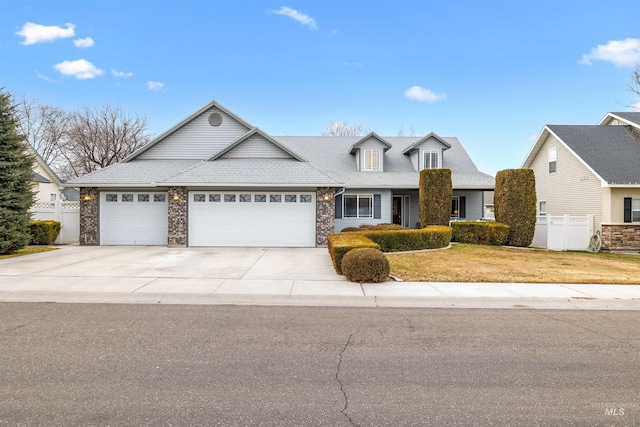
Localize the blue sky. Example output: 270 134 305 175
2 0 640 176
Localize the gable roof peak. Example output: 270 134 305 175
122 99 254 162
348 131 392 154
402 131 452 155
208 127 307 162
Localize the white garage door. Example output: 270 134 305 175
100 192 168 245
189 191 316 247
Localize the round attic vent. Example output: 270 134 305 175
208 112 223 126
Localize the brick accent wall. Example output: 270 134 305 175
316 187 335 246
168 186 187 247
601 224 640 253
79 187 99 245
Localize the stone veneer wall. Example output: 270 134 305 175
168 186 187 246
601 224 640 253
316 187 335 246
79 187 99 245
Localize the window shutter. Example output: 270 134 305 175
374 194 381 219
459 196 466 219
335 194 342 219
624 197 632 223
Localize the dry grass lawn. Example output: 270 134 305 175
387 244 640 284
0 246 57 260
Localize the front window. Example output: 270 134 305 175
363 149 381 171
344 194 373 218
634 198 640 222
423 150 440 169
548 147 557 173
539 200 547 216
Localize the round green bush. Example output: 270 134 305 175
341 248 390 283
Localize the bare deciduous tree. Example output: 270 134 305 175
630 65 640 109
13 94 70 172
322 120 368 137
62 104 151 178
397 124 417 137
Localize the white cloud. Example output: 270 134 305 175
632 102 640 111
271 7 317 30
53 59 104 79
579 38 640 67
16 22 75 45
147 81 164 91
36 71 58 83
404 86 447 103
73 37 94 48
111 69 133 78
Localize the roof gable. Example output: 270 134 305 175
125 100 253 161
208 128 306 161
402 132 452 155
348 132 392 154
599 112 640 129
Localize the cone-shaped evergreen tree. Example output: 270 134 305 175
0 89 35 254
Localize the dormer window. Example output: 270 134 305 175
423 150 441 169
363 149 381 171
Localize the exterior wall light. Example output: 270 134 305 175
83 195 92 201
173 194 181 200
322 194 332 201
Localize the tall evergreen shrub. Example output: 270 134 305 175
494 168 536 247
0 90 35 254
419 168 452 227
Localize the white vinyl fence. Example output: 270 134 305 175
31 201 80 244
532 214 594 251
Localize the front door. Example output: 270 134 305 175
392 196 402 225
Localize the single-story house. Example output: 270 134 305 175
521 111 640 252
67 100 495 247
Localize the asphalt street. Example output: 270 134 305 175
1 303 639 426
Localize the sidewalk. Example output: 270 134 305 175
1 245 639 310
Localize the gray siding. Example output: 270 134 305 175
530 134 604 230
335 189 392 231
222 134 293 159
452 190 483 220
138 108 250 160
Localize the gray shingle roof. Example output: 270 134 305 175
548 125 640 185
32 172 52 184
66 135 494 189
275 136 495 189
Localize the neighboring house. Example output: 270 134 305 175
66 100 495 247
522 111 640 252
29 145 64 204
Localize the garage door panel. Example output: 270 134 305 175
189 191 315 247
100 192 168 245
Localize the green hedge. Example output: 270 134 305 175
451 221 510 245
361 226 452 252
327 233 380 274
29 220 61 245
494 168 537 247
419 168 452 227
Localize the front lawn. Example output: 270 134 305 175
387 244 640 284
0 246 58 260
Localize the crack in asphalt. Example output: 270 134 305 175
336 332 360 427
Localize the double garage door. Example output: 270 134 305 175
99 191 316 247
188 191 316 247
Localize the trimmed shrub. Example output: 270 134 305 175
370 223 406 231
451 221 509 245
29 220 61 245
340 227 363 232
362 226 452 252
419 168 452 227
494 169 537 247
341 248 390 283
327 233 380 274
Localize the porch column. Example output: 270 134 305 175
79 187 99 245
168 186 187 247
316 187 335 247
